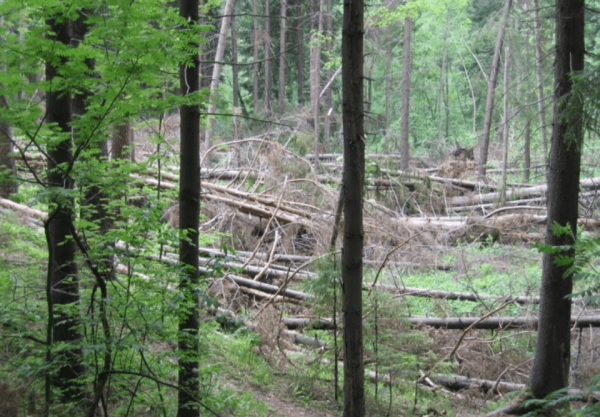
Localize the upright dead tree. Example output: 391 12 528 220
44 15 85 404
478 0 512 177
399 11 412 171
528 0 583 402
342 0 365 413
178 0 201 414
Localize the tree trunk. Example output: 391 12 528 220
399 13 412 171
500 43 510 205
231 7 241 150
45 15 85 404
204 0 235 147
278 0 287 114
0 97 17 198
263 0 272 115
252 0 260 114
178 0 201 414
533 0 548 167
112 121 134 161
310 0 325 173
342 0 365 414
437 8 450 143
296 0 305 105
478 0 512 177
528 0 584 401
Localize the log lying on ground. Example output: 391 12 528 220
282 317 334 330
0 197 48 222
431 374 600 402
408 315 600 329
372 284 540 305
213 273 311 301
449 176 600 208
282 330 327 348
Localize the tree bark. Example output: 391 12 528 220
278 0 287 114
45 15 85 404
500 43 510 205
296 0 305 105
252 0 261 113
478 0 512 177
533 0 548 167
204 0 235 147
112 120 134 161
0 97 17 198
399 13 412 171
263 0 272 115
528 0 584 401
178 0 201 414
342 0 365 413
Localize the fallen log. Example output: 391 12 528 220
282 330 327 348
450 176 600 207
239 286 301 305
371 284 540 305
431 374 600 402
408 315 600 329
282 317 334 330
214 274 311 301
0 197 48 222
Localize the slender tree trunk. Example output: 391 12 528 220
311 0 325 173
296 0 305 105
231 8 241 150
528 0 584 402
0 97 17 198
252 0 260 114
204 0 235 146
264 0 272 115
523 15 531 183
342 0 365 414
399 13 412 171
384 27 392 153
533 0 548 167
500 43 510 205
45 16 85 404
437 8 450 143
178 0 201 415
278 0 287 114
478 0 512 177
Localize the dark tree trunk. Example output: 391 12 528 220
342 0 365 414
0 97 17 198
399 13 412 171
45 16 85 404
478 0 512 177
112 121 134 161
528 0 584 401
178 0 201 415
